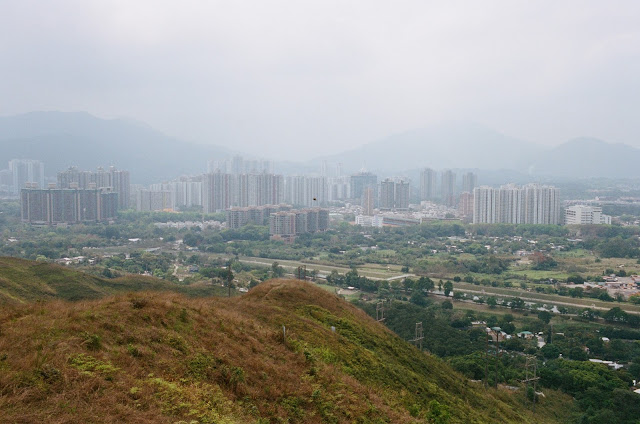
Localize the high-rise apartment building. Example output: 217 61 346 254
350 172 377 201
419 168 436 201
226 204 292 229
269 208 329 239
462 172 478 193
524 184 560 225
150 178 203 210
395 180 410 209
496 184 525 224
362 187 375 216
473 186 498 224
231 156 244 174
327 176 350 201
473 184 560 225
135 189 173 212
441 170 456 206
379 179 395 209
110 168 131 210
9 159 44 194
202 172 284 213
202 172 235 213
458 191 474 218
285 176 327 207
57 166 130 209
380 178 410 210
21 187 117 225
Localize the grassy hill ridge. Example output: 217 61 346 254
0 278 572 423
0 256 224 304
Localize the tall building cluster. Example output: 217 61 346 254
269 208 330 241
135 189 173 212
21 186 117 225
327 176 350 202
350 172 378 202
202 172 285 213
149 178 203 210
379 178 410 210
6 159 45 195
284 176 328 207
226 204 292 229
57 166 130 209
473 184 561 225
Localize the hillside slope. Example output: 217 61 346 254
0 279 571 423
0 256 224 304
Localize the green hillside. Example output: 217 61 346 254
0 256 224 304
0 278 573 423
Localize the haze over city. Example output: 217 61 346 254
2 1 640 160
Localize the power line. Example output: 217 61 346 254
411 322 424 351
376 301 386 322
521 355 540 412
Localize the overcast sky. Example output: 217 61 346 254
1 1 639 160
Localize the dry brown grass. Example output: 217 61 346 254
0 279 566 423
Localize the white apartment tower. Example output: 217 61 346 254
473 184 560 225
473 186 498 224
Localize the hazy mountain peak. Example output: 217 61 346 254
315 120 540 173
0 111 234 183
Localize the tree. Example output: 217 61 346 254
581 308 599 321
501 322 516 334
569 287 584 298
603 307 628 323
326 270 341 285
486 315 498 328
530 252 557 270
403 277 414 292
487 297 498 308
410 290 428 307
441 300 453 310
271 262 285 278
538 310 553 324
415 276 434 293
510 297 525 310
443 281 453 297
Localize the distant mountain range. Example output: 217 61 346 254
313 123 640 179
313 122 541 173
0 111 638 182
527 137 640 179
0 111 234 184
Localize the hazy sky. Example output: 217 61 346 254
1 1 639 160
